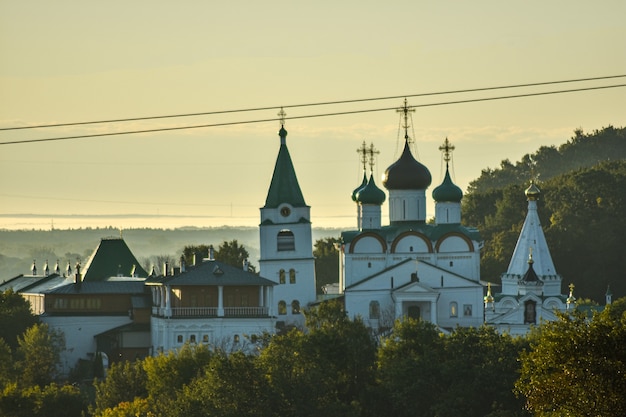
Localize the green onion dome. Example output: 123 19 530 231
382 140 432 190
356 174 386 205
351 172 368 202
432 168 463 202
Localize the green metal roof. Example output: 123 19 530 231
263 127 307 208
341 222 481 245
82 238 148 282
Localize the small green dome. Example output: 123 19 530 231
432 168 463 202
356 174 386 205
351 173 368 202
525 181 541 201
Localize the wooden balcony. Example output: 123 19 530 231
154 306 269 318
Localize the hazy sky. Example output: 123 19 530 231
1 1 625 230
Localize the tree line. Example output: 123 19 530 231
1 292 625 417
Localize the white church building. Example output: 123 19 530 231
338 102 485 331
484 181 572 335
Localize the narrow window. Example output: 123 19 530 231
291 300 300 314
189 334 196 343
279 269 286 284
278 300 287 315
234 334 240 343
369 301 380 319
289 269 296 284
449 261 454 267
202 334 209 343
450 302 458 318
463 304 472 317
177 335 183 344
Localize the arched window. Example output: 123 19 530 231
291 300 300 314
289 268 296 284
277 230 295 251
279 269 286 284
450 302 458 318
278 300 287 315
369 301 380 319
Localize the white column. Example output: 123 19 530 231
164 286 172 318
217 286 224 317
267 286 273 316
258 285 264 307
430 300 437 324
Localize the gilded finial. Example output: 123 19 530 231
566 283 576 310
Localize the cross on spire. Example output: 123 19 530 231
277 107 286 127
396 98 415 143
367 142 379 172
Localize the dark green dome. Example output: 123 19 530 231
432 168 463 202
356 174 386 205
351 172 368 202
383 140 432 190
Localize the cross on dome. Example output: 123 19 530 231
396 98 415 144
439 137 455 165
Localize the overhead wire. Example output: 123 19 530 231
1 74 625 132
1 83 624 146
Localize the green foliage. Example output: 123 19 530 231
173 351 271 417
143 343 212 408
183 239 256 272
468 126 626 194
375 319 445 417
0 383 88 417
93 360 147 417
216 239 255 272
0 289 39 351
376 320 528 417
99 397 154 417
313 237 340 293
259 300 376 417
516 297 626 416
15 323 65 388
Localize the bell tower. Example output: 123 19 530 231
259 109 316 326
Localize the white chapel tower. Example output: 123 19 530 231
259 109 316 327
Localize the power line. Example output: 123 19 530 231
1 83 624 146
1 74 625 132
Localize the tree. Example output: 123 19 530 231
0 289 39 351
434 326 528 417
172 351 271 417
216 240 255 272
258 300 376 417
313 237 340 294
183 240 255 272
93 360 147 416
15 323 64 387
375 318 444 417
516 298 626 416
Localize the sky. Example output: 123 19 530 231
1 1 625 230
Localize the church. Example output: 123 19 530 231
338 101 485 331
483 181 572 335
